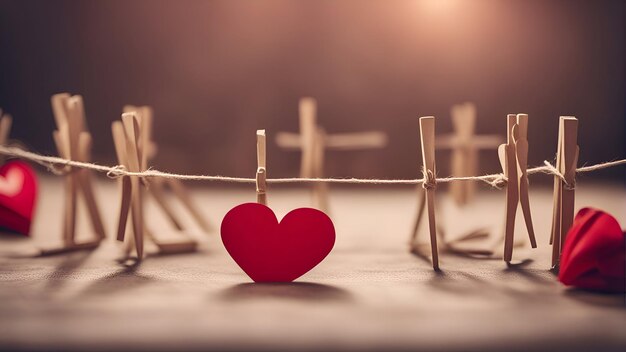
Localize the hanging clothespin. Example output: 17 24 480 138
122 106 183 232
70 97 107 243
111 120 132 244
410 116 439 270
550 116 579 268
113 111 199 260
121 112 145 259
499 114 538 264
51 93 77 247
0 111 12 164
256 129 267 205
436 102 502 206
40 93 106 256
513 114 537 249
276 97 387 212
499 114 519 263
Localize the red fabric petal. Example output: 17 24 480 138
559 207 625 293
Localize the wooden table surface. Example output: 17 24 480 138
1 176 625 351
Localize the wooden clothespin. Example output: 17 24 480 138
410 116 439 270
122 105 210 233
40 93 107 256
113 112 199 260
122 106 183 232
0 111 12 164
550 116 579 268
120 113 145 258
435 102 502 206
499 114 518 263
514 114 537 249
256 130 267 205
276 97 387 212
498 114 537 264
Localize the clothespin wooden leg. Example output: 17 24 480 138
559 117 579 249
463 103 478 204
0 114 12 164
499 114 519 263
76 132 107 240
53 126 77 247
166 179 211 233
550 116 564 250
51 94 74 247
313 127 329 212
112 121 133 242
552 116 579 268
256 130 267 205
550 178 563 267
465 146 478 203
419 116 439 270
63 97 88 246
129 166 144 258
299 98 324 209
147 178 184 231
122 113 145 259
299 98 316 179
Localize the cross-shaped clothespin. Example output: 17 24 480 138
40 93 107 255
122 105 211 234
112 112 198 260
550 116 579 268
435 102 502 206
410 116 440 270
498 113 537 264
276 97 387 212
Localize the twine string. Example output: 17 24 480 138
0 144 624 188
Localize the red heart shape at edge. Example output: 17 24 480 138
0 160 37 236
559 207 625 293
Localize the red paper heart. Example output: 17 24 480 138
559 207 625 293
221 203 335 282
0 160 37 236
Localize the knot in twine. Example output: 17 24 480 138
33 157 74 176
106 165 127 179
487 173 508 190
48 162 73 176
421 168 437 190
542 161 576 190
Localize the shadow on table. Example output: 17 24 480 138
75 262 154 299
424 262 562 300
563 288 626 308
503 262 557 285
218 282 353 303
44 250 95 291
425 269 492 295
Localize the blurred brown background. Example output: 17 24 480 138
0 0 623 182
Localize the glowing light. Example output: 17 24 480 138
418 0 459 14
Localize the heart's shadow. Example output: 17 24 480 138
218 282 353 303
563 288 626 308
